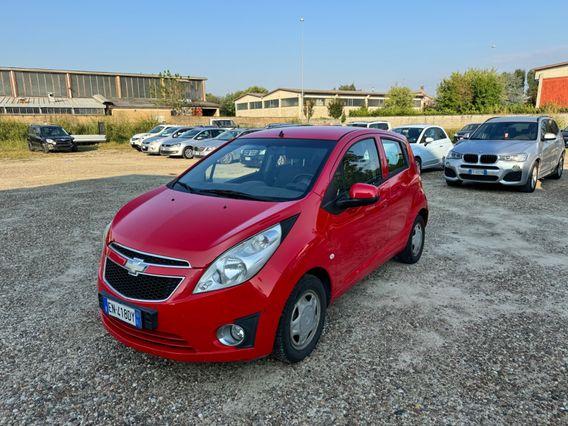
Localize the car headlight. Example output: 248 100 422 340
498 153 528 162
46 138 56 144
103 222 111 245
447 150 462 160
203 146 214 152
193 223 282 294
171 143 181 147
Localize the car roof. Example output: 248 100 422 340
393 124 434 129
485 116 545 123
244 125 396 141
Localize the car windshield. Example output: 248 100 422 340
173 138 336 201
469 122 538 141
161 127 179 136
40 126 68 137
392 127 423 143
460 124 479 132
179 128 201 138
216 130 239 141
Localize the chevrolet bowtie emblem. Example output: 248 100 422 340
124 257 148 276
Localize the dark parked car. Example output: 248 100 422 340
453 123 480 142
28 125 77 153
562 126 568 147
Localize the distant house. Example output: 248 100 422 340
533 61 568 108
234 88 431 119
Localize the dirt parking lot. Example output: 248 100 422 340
1 149 567 423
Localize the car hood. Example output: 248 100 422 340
109 186 300 268
159 136 181 147
453 139 536 154
132 133 150 139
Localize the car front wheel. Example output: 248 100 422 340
183 147 194 159
273 274 326 363
520 162 539 192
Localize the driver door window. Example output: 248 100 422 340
324 139 381 208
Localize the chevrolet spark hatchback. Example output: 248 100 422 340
98 126 428 363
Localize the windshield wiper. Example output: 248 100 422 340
173 181 194 193
196 189 264 200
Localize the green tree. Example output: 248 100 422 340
303 99 315 122
206 93 221 104
385 86 414 111
338 83 357 91
151 70 189 114
436 69 505 113
502 69 526 105
526 69 538 106
220 86 268 116
327 98 344 119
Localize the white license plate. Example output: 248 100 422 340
469 169 488 175
103 297 142 328
245 156 251 160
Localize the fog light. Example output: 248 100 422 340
217 324 245 346
512 165 521 171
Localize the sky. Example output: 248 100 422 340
2 0 567 96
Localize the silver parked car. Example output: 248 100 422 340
444 116 565 192
141 126 193 155
194 128 260 160
159 127 225 159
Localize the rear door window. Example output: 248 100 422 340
380 139 409 177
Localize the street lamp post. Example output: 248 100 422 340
300 17 304 118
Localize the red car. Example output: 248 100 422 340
98 126 428 363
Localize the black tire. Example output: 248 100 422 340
183 146 194 159
415 157 422 174
273 274 326 363
28 141 34 152
71 144 78 152
397 215 425 264
520 162 539 193
549 153 564 180
42 143 50 153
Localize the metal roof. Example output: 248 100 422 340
0 96 105 108
532 61 568 72
0 66 207 81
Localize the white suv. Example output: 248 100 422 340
347 121 391 130
130 125 178 151
392 125 453 172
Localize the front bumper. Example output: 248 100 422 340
97 245 280 362
444 158 530 186
160 146 183 157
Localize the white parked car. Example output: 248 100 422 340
130 124 178 151
392 125 453 172
347 121 391 130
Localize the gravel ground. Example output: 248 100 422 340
0 150 567 424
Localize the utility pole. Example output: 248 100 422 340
300 17 304 118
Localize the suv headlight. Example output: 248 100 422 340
498 153 528 162
447 150 462 159
46 138 56 144
193 223 282 294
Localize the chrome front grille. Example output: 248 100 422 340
109 242 190 268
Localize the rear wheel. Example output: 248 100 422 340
183 146 194 159
397 215 425 264
520 162 539 192
549 153 564 179
273 274 326 363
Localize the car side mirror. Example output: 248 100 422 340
543 132 557 141
335 183 379 208
462 133 470 139
424 137 434 145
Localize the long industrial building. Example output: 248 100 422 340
0 67 219 117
